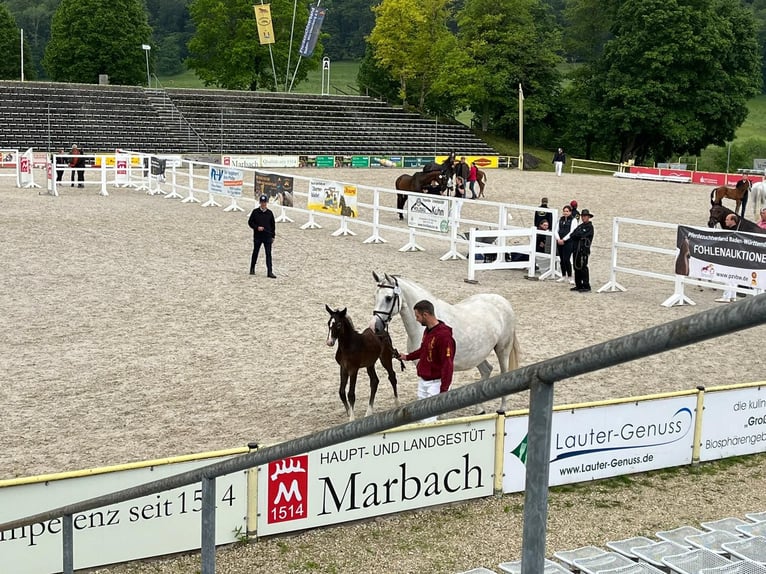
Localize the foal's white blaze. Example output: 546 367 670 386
326 318 337 347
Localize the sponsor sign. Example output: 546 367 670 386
503 396 696 492
407 195 450 232
315 155 335 168
351 156 370 168
754 159 766 171
222 155 259 169
370 156 402 168
404 156 436 168
307 179 358 217
1 150 18 168
675 225 766 289
0 458 247 574
209 167 244 197
700 385 766 461
256 419 495 536
255 172 294 207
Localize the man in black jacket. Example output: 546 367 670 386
248 194 277 278
570 209 594 292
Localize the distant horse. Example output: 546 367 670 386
394 170 446 220
710 178 751 216
751 181 766 219
369 272 521 413
708 202 766 234
325 305 402 421
475 168 487 198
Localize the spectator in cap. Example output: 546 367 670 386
569 199 580 220
248 194 277 278
534 196 553 229
570 209 594 292
69 144 85 188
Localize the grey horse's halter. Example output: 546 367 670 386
372 276 401 330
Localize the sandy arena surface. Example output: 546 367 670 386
1 166 763 478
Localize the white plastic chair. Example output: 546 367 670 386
657 526 706 548
662 548 731 574
606 536 655 559
722 536 766 565
573 552 634 574
498 558 571 573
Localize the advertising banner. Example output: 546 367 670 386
699 385 766 461
307 179 358 217
315 155 335 168
675 225 766 289
503 396 696 492
209 166 244 197
407 195 450 233
255 172 294 207
0 149 18 168
370 156 402 168
0 458 247 574
254 4 276 45
351 156 370 168
256 419 495 536
299 4 326 57
404 156 436 168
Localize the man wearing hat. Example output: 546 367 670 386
570 208 594 292
248 194 277 278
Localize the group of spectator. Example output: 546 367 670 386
534 196 594 292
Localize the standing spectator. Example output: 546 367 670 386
757 208 766 229
570 209 594 292
717 213 741 302
569 199 580 220
552 147 566 176
455 157 470 196
536 218 552 274
534 197 553 229
55 148 66 183
397 299 456 423
468 162 478 199
455 176 466 198
69 144 85 188
248 194 277 278
555 204 579 284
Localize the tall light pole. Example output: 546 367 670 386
141 44 151 87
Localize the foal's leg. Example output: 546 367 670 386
347 369 358 421
338 368 353 421
380 352 400 408
365 366 380 417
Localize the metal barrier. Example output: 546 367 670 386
2 291 765 573
569 158 622 175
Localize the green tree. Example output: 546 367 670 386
4 0 56 79
576 0 762 163
43 0 152 85
561 0 615 62
321 0 374 60
455 0 563 137
187 0 320 91
0 2 22 80
146 0 193 76
368 0 453 109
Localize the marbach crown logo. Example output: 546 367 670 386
267 455 309 524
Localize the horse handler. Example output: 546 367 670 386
395 299 455 423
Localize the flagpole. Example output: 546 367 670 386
284 0 299 91
518 83 524 171
261 1 278 89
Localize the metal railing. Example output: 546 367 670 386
147 76 209 153
3 295 766 573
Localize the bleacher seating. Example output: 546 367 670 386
0 80 498 157
463 510 766 574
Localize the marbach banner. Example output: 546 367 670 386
254 4 275 45
299 4 326 57
675 225 766 289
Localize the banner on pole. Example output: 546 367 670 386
254 4 276 45
299 4 326 57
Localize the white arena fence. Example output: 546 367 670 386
598 217 765 307
37 150 558 279
1 380 764 573
1 148 39 188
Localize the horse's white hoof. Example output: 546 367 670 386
365 407 374 417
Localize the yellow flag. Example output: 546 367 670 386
254 4 275 45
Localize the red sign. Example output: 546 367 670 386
474 157 492 168
267 455 308 524
20 157 30 174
